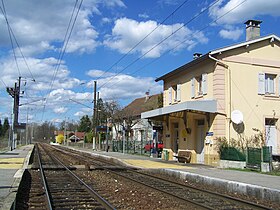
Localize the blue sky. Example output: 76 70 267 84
0 0 280 125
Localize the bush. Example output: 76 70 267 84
216 137 246 161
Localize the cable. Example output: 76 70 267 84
0 2 21 77
1 0 36 81
41 0 83 120
98 0 222 89
96 0 191 80
104 0 248 91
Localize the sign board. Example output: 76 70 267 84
96 126 107 132
14 123 26 130
206 131 214 136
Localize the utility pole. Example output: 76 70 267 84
6 76 22 150
64 117 67 145
92 81 97 150
25 107 29 145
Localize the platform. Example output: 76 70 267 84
0 145 33 210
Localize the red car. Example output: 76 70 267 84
144 141 163 152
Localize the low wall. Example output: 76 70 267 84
219 160 246 169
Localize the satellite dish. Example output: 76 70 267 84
231 110 243 124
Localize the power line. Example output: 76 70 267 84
98 0 221 90
96 0 191 81
41 0 83 121
0 0 36 81
104 0 248 91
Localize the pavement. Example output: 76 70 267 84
0 145 33 210
0 144 279 210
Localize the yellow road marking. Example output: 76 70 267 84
123 160 193 169
0 158 24 169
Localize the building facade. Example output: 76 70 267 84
142 20 280 165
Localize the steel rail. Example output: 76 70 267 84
134 170 272 210
49 145 271 210
115 170 272 210
35 144 53 210
43 147 115 210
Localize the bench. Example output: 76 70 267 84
173 150 192 163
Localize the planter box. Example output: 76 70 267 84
219 160 246 169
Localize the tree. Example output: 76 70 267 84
56 134 64 144
3 118 10 137
78 115 91 132
85 131 93 143
0 120 2 137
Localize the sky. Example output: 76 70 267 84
0 0 280 125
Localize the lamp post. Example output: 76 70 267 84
106 117 112 152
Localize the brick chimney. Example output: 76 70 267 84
244 20 262 41
193 53 202 60
145 91 150 102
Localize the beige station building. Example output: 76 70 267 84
142 20 280 166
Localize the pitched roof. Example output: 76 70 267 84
123 94 161 118
156 34 280 82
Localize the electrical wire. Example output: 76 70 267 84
95 0 191 81
0 2 21 77
104 0 248 91
41 0 83 120
98 0 221 90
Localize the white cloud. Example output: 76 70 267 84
104 18 208 58
0 56 81 90
101 17 112 24
74 111 86 117
138 13 149 19
87 69 115 78
53 107 68 114
219 27 243 40
97 73 162 100
0 0 125 56
209 0 280 25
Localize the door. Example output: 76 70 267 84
196 120 205 163
172 123 179 154
265 118 277 154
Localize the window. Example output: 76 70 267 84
265 74 276 94
191 73 207 98
168 84 181 104
172 85 177 102
196 75 203 96
258 72 279 96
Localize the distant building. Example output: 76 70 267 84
142 20 280 165
114 92 163 143
54 130 85 142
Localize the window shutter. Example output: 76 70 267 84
258 72 265 95
202 73 207 95
168 87 172 104
278 76 280 96
191 78 195 98
177 84 181 102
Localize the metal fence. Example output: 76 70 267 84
219 147 246 161
246 146 272 170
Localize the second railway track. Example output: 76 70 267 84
16 143 276 209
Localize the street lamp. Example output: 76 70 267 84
106 117 112 152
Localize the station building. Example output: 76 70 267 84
141 20 280 166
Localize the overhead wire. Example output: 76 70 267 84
41 0 83 121
104 0 248 92
95 0 191 81
0 1 21 77
98 0 222 90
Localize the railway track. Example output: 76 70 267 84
49 144 271 210
17 143 273 209
16 144 115 210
